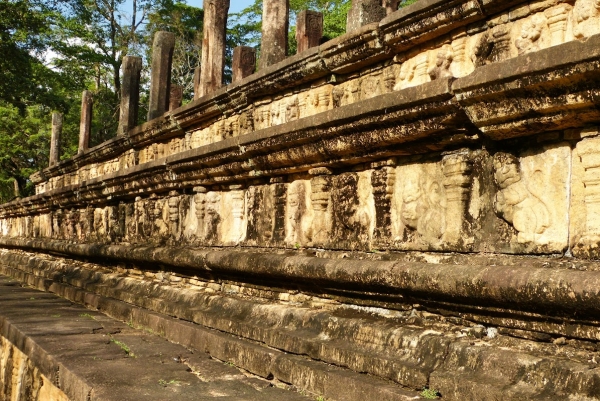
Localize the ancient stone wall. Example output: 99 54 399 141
3 0 600 258
5 3 600 397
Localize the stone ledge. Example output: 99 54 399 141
0 276 317 401
454 33 600 139
0 79 462 215
2 240 600 340
3 250 600 400
0 271 419 401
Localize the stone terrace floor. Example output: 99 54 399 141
0 274 315 401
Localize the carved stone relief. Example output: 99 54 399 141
515 14 546 55
310 85 334 114
124 202 135 241
451 31 473 77
333 79 361 108
389 159 473 249
571 135 600 257
285 180 312 247
428 45 454 81
246 185 271 245
372 164 395 243
297 92 310 119
52 210 63 239
396 164 446 247
271 99 287 126
272 182 287 242
285 95 300 122
238 110 254 135
194 187 207 241
204 191 221 243
492 145 569 250
246 184 285 245
221 185 246 244
93 207 107 240
544 4 571 46
212 120 226 142
472 24 513 68
413 52 430 86
382 65 398 94
79 207 93 241
442 151 473 246
393 51 431 90
573 0 600 39
168 191 181 239
66 209 78 239
254 104 272 131
308 168 332 246
150 195 169 242
360 74 382 100
107 205 123 242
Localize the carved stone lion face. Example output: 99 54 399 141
493 153 521 189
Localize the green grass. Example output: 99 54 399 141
421 387 440 399
79 313 96 320
110 337 136 358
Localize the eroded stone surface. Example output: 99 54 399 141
3 252 600 400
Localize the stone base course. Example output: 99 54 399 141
2 248 600 400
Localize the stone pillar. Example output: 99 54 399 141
545 4 572 46
296 11 323 54
198 0 230 98
148 31 175 120
13 179 20 199
169 85 184 111
78 90 93 155
309 167 332 246
193 66 201 100
232 46 256 82
347 0 386 33
49 112 62 167
168 190 180 238
442 151 473 245
383 0 399 14
194 186 207 240
259 0 289 69
118 56 142 136
578 140 600 243
229 184 246 243
371 160 396 242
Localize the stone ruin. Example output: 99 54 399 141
4 0 600 399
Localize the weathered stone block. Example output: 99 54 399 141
232 46 256 82
147 31 175 120
346 0 386 33
259 0 289 69
296 10 323 54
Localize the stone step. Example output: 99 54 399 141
430 371 571 401
4 251 600 400
439 340 600 398
0 276 314 401
0 273 426 401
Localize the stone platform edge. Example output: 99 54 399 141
2 238 600 341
